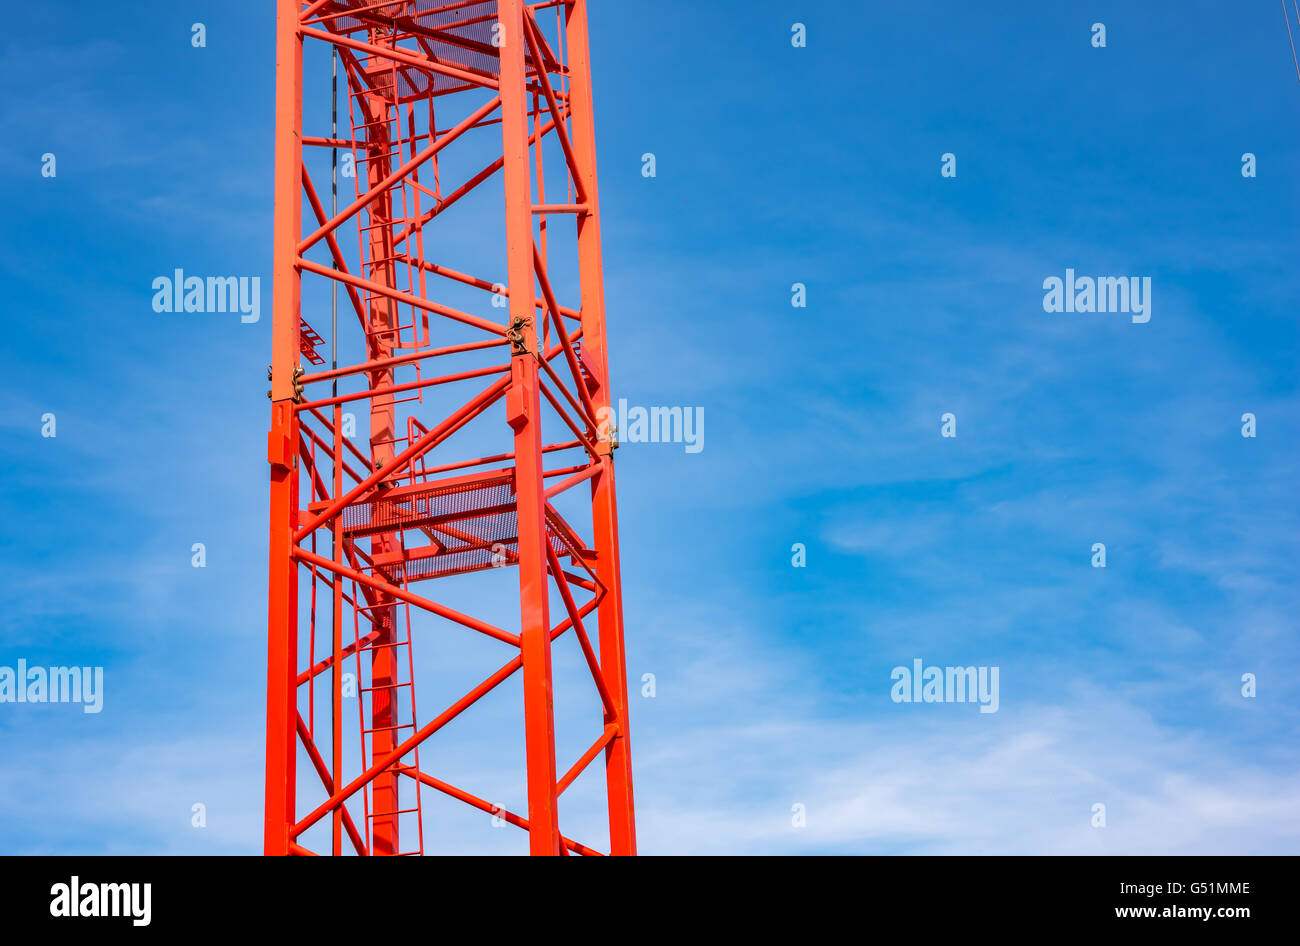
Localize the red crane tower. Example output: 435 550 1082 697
264 0 635 856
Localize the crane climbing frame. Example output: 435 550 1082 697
264 0 635 856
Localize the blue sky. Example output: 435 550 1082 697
1 0 1298 854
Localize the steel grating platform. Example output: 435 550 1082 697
318 468 587 583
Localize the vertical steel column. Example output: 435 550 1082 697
361 49 402 857
264 0 303 857
566 0 637 855
331 404 344 856
330 44 344 861
499 0 563 856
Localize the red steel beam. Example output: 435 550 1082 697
557 721 619 797
295 713 368 855
402 768 603 856
294 545 520 647
289 598 598 841
565 0 638 855
264 0 303 857
297 93 501 256
499 0 562 856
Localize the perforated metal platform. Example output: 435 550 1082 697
332 1 502 96
332 469 583 583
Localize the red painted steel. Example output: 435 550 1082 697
265 0 635 856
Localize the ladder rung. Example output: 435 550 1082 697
354 604 405 617
364 722 415 734
367 806 420 819
355 640 410 651
352 151 401 165
361 680 412 692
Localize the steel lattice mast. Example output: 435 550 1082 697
264 0 635 856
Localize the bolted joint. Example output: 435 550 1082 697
596 423 620 455
266 365 306 403
505 315 532 355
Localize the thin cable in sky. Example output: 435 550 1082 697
1283 0 1300 83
